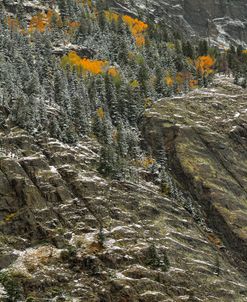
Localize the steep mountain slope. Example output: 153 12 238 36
143 75 247 271
3 0 247 47
0 0 247 301
111 0 247 47
0 82 247 300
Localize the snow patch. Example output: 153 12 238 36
49 165 58 174
115 272 134 280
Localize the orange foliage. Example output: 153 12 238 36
108 67 119 77
68 21 80 28
7 17 20 30
29 12 49 32
165 71 196 90
122 15 148 47
104 11 148 47
189 79 198 89
29 10 62 33
135 35 146 47
67 21 80 35
139 156 155 169
196 55 215 76
104 11 120 23
122 15 148 35
61 51 108 75
165 75 174 87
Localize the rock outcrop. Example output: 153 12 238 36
143 75 247 273
0 76 247 301
111 0 247 47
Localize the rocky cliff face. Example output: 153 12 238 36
112 0 247 47
182 0 247 46
1 76 247 301
143 74 247 274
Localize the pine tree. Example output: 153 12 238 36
104 74 119 125
98 145 117 177
117 121 128 157
58 0 69 22
182 41 194 59
117 37 129 65
155 66 165 96
49 116 62 140
26 71 41 97
237 45 243 57
198 40 208 56
138 61 149 97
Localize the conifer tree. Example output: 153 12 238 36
104 74 119 125
198 40 208 56
182 41 194 59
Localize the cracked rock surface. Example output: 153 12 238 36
0 76 247 301
143 75 247 275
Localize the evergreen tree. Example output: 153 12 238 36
49 116 62 140
58 0 69 22
155 66 166 96
198 40 208 56
182 41 194 59
104 74 119 125
138 61 149 97
98 145 117 177
117 121 128 158
237 44 243 57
